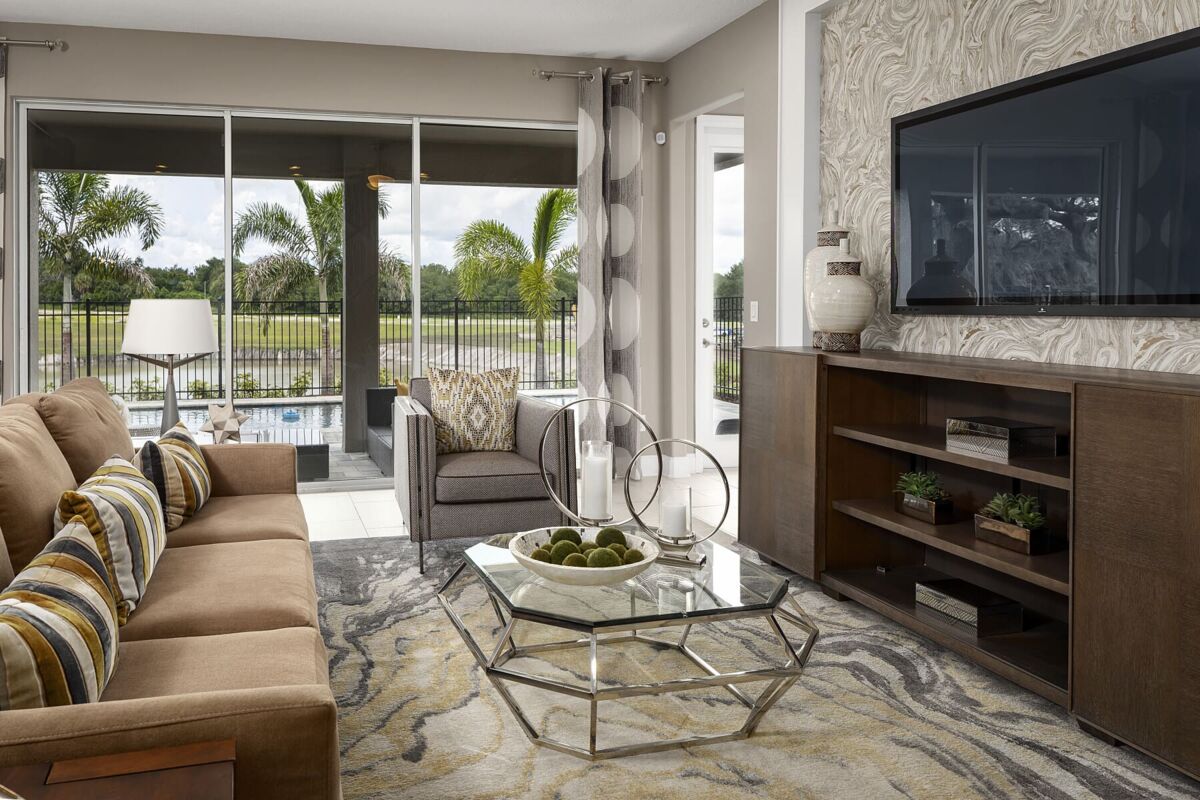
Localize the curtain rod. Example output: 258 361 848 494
535 69 667 86
0 37 68 51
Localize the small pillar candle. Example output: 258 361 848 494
579 440 613 520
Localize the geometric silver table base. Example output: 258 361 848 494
437 562 819 760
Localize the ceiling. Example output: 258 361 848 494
0 0 766 62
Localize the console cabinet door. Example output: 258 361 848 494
1074 384 1200 775
738 350 820 578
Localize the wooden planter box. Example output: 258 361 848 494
894 492 954 525
974 514 1051 555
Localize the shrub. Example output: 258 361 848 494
129 377 164 401
289 371 313 397
187 379 215 399
234 372 261 396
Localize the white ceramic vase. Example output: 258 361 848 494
809 238 876 352
804 225 849 349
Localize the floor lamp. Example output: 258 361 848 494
121 299 218 434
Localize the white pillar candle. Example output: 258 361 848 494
661 503 689 538
579 442 612 520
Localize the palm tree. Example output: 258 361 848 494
234 179 406 392
38 172 163 382
454 188 578 388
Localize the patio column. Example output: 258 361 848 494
342 141 381 453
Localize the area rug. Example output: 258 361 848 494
312 537 1200 800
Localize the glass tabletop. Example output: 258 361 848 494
460 539 791 630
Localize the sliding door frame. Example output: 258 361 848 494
12 98 576 397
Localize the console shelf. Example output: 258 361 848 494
832 423 1072 490
821 565 1068 705
832 498 1070 595
741 346 1200 779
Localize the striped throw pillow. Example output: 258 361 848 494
133 423 212 530
0 519 119 709
56 456 166 625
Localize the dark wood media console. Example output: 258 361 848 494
739 346 1200 781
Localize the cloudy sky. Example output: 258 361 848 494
103 169 744 280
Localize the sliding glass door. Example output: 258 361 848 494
18 103 575 482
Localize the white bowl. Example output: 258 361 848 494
508 527 659 586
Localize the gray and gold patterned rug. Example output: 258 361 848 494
312 537 1199 800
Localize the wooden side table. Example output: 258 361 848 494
0 740 234 800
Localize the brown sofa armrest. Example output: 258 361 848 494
201 443 297 496
0 685 339 800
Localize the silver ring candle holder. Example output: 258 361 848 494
537 397 663 528
624 437 731 568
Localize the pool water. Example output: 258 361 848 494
128 403 343 432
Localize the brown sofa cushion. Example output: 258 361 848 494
119 539 318 641
103 627 328 701
166 494 308 548
0 404 77 574
435 450 548 503
8 377 134 483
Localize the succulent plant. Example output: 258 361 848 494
622 548 645 564
550 540 580 564
562 552 588 568
895 471 950 501
551 528 582 546
979 492 1046 531
586 547 621 568
596 528 627 549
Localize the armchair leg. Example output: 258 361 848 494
419 539 425 575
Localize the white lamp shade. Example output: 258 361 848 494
121 299 218 356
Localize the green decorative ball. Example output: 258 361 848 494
562 553 588 568
549 540 580 564
550 528 582 546
529 548 551 563
579 541 598 553
607 542 627 558
622 548 645 564
595 527 627 549
586 547 622 568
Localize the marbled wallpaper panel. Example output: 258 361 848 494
820 0 1200 372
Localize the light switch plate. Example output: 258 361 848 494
749 300 759 322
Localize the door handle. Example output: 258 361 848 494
701 338 712 348
701 318 711 328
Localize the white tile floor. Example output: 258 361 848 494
299 469 740 541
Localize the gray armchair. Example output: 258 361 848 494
393 377 577 572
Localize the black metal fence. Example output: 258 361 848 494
713 295 743 403
37 299 577 401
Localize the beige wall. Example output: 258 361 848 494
660 0 779 438
0 22 672 420
821 0 1200 374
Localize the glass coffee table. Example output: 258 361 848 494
437 538 818 760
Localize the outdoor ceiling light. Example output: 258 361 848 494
155 163 168 170
367 174 394 190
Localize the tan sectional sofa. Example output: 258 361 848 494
0 379 340 800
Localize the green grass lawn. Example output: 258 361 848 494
37 311 577 357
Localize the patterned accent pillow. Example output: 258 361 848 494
0 519 119 709
56 456 167 625
133 423 212 530
427 367 519 455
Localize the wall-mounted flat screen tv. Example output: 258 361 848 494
892 28 1200 316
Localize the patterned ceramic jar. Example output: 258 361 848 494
804 225 850 349
809 238 876 352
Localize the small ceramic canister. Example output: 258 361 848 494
809 237 876 353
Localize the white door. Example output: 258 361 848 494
694 115 744 466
